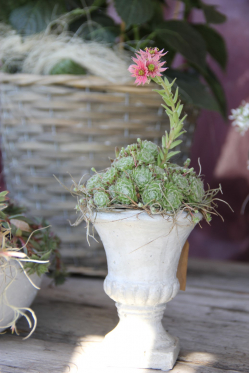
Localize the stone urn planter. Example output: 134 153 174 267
93 209 201 371
0 260 42 333
69 47 223 370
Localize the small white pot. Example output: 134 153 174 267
0 259 42 332
93 209 201 371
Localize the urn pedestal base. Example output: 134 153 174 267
93 210 200 371
101 303 180 371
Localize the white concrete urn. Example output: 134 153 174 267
93 209 201 371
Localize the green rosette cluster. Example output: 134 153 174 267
171 173 190 194
163 182 183 211
133 166 153 191
189 176 205 203
141 140 158 156
114 178 137 204
86 173 104 193
75 139 207 216
102 167 118 185
142 181 163 206
114 156 135 171
94 191 110 207
136 140 159 165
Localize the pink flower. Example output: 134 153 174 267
139 47 167 61
145 57 167 78
128 58 149 85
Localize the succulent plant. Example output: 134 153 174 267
137 149 156 165
102 167 118 185
86 173 104 193
114 156 135 171
108 184 116 200
152 166 165 177
94 191 110 207
141 180 163 206
189 176 205 203
114 178 137 204
73 135 217 220
141 140 159 156
71 47 226 225
133 166 153 191
163 182 184 211
171 173 190 194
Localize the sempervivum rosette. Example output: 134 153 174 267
114 178 137 205
133 166 153 191
94 191 110 207
163 182 184 211
171 173 190 195
188 176 205 203
141 180 163 207
114 156 135 171
86 173 104 193
102 167 118 185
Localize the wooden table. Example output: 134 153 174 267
1 259 249 373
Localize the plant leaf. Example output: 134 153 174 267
76 13 120 44
156 20 206 70
166 150 181 161
201 3 226 24
193 24 227 70
170 140 182 149
9 0 66 35
114 0 154 28
165 69 220 112
203 66 227 118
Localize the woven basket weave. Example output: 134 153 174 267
0 73 198 275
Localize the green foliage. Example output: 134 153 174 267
133 166 153 191
141 180 163 206
50 59 87 75
201 3 226 24
1 0 227 114
189 176 205 203
9 0 67 35
0 201 66 283
114 178 137 204
86 173 104 192
181 0 226 24
114 156 135 171
163 182 183 211
193 24 227 70
114 0 154 28
141 140 158 156
155 20 206 71
71 12 120 43
0 191 9 211
165 69 219 112
203 66 227 118
94 191 110 207
102 167 118 185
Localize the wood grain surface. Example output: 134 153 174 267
0 258 248 373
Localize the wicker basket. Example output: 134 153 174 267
0 73 198 275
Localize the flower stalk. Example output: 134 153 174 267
128 47 187 168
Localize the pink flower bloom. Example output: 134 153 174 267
128 59 149 85
139 47 167 61
145 57 167 78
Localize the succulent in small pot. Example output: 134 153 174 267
68 48 228 371
0 192 65 338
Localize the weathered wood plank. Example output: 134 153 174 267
0 336 244 373
0 259 248 373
